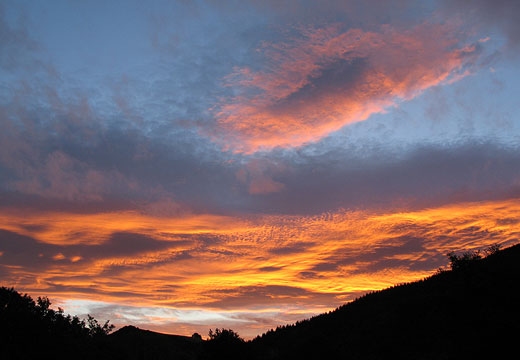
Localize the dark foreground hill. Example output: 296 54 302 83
2 244 520 359
249 243 520 359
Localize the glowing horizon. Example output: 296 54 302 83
3 198 519 338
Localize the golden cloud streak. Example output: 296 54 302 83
0 210 253 245
1 199 519 335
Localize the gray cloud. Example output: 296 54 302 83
0 229 187 271
270 57 369 114
440 0 520 51
247 141 520 214
1 0 518 218
268 242 316 255
0 2 37 70
2 102 520 216
0 1 520 216
258 266 283 272
209 0 429 29
200 285 347 309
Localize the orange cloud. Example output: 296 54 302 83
212 23 478 152
1 198 519 338
0 209 251 246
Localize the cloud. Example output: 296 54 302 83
0 1 514 218
308 236 429 273
2 198 520 337
0 229 187 271
440 0 520 51
235 159 286 195
202 285 344 309
268 242 316 255
2 78 519 216
10 151 133 202
3 198 519 307
0 2 38 71
54 298 324 339
236 141 520 215
212 22 479 152
0 92 238 213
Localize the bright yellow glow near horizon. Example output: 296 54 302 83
1 198 519 337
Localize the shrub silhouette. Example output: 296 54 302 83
204 328 245 359
447 244 501 270
484 243 501 256
208 328 244 343
447 249 482 270
87 314 115 337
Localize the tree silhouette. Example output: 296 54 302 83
87 314 115 337
0 287 114 359
447 244 502 270
447 249 482 270
204 328 245 359
208 328 244 343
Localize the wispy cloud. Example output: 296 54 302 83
440 0 520 51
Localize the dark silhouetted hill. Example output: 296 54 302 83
99 325 203 360
249 243 520 359
2 243 520 359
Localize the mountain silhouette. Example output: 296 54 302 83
2 243 519 359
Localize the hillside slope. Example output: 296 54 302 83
249 244 520 359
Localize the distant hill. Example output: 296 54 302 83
2 243 520 359
98 325 203 360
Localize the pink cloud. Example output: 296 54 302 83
249 176 285 195
235 159 286 195
212 22 479 153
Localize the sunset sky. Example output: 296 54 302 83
1 0 520 339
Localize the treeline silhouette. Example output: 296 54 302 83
0 286 114 359
2 243 519 359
